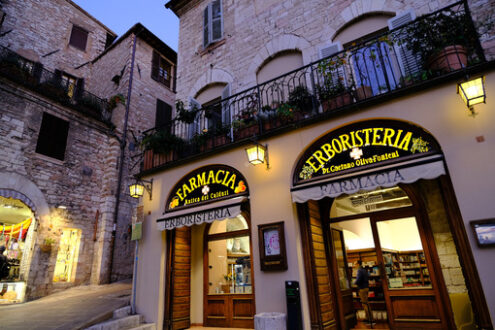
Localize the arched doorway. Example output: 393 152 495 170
0 191 37 304
159 165 255 329
325 185 451 328
291 119 487 329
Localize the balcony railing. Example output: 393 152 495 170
141 0 485 172
0 46 111 124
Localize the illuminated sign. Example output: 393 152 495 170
294 120 440 185
165 165 249 211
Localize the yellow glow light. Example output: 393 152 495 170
458 77 485 108
245 144 266 165
129 183 144 198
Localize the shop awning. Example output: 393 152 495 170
157 196 247 231
291 157 445 203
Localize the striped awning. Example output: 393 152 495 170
0 189 37 213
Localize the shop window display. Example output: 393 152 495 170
0 196 36 304
207 215 252 295
53 228 81 283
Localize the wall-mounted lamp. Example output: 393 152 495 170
458 76 486 117
129 178 153 200
245 142 269 169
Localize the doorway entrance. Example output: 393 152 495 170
326 186 451 329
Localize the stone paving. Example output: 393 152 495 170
0 281 131 330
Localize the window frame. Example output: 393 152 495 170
151 50 174 89
35 112 70 161
203 0 224 49
69 25 89 51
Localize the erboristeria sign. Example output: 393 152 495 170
294 120 440 185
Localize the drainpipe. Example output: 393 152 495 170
107 29 141 283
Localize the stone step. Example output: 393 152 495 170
127 323 156 330
85 314 143 330
113 305 131 319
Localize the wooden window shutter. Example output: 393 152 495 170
203 4 210 48
75 78 84 100
151 51 159 80
211 0 223 43
69 25 88 51
156 99 172 130
388 10 421 76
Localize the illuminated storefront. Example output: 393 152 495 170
0 194 37 304
135 112 494 329
157 165 255 329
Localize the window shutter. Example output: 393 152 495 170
211 0 223 43
69 25 88 51
221 83 231 124
151 51 159 80
388 10 421 76
188 97 201 140
53 69 63 87
319 42 343 59
156 99 172 130
75 78 84 100
33 62 43 82
203 4 210 48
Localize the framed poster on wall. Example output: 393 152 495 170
258 221 287 271
470 219 495 247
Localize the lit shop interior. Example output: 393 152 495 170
0 196 35 304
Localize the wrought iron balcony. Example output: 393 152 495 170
141 0 486 172
0 46 111 124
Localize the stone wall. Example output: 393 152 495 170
174 0 495 104
0 78 119 298
0 0 115 88
416 179 475 329
89 33 176 282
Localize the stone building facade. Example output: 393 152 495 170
0 0 176 301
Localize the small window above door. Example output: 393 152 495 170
330 186 412 218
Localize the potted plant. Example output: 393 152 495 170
288 86 314 116
176 100 199 124
141 129 184 169
108 93 125 110
317 80 353 112
404 9 474 72
40 238 55 253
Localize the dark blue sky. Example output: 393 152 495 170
72 0 179 51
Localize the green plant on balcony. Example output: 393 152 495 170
176 100 199 124
108 93 126 110
316 79 352 112
141 129 184 154
403 10 476 71
288 86 314 114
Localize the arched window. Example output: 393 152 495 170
256 50 303 84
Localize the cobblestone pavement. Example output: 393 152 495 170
0 281 132 330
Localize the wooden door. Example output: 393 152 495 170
204 220 255 328
328 228 356 329
164 227 191 330
372 211 451 329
